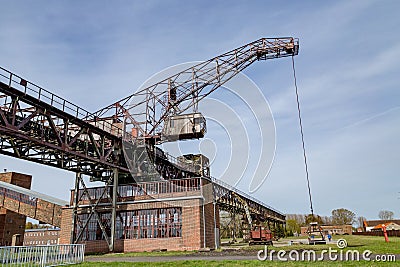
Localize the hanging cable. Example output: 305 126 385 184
291 56 314 216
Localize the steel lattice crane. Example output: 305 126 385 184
91 37 299 182
93 37 298 141
0 37 299 183
0 37 299 252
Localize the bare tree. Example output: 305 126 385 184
357 216 366 228
378 210 394 220
321 216 332 225
305 214 324 225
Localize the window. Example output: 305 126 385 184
77 208 183 241
118 208 182 240
76 213 111 241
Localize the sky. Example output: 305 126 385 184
0 0 399 221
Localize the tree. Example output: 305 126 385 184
357 216 366 228
378 210 394 220
272 224 285 239
321 216 332 225
286 214 305 226
25 222 33 229
286 219 301 234
331 208 355 225
305 214 324 225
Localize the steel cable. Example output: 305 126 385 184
291 56 314 216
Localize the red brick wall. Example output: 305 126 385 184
0 172 32 189
203 202 218 248
59 207 73 244
182 203 202 250
0 172 32 246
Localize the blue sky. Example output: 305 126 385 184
0 0 399 220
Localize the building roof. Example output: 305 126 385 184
372 222 400 230
372 223 386 230
0 180 68 206
25 228 60 232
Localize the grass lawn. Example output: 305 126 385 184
223 235 400 255
280 235 400 254
78 235 399 266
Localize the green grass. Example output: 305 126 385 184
280 235 400 254
236 235 400 254
79 235 399 266
76 260 397 267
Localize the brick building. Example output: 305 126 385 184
23 228 60 246
301 224 352 236
0 171 284 253
59 177 220 253
363 220 400 232
0 172 32 246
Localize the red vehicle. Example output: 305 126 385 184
249 226 273 245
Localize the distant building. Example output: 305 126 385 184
300 224 352 236
23 228 60 246
363 220 400 232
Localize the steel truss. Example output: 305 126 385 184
212 178 285 224
0 68 126 179
0 37 298 252
71 176 285 250
72 171 119 251
92 38 299 140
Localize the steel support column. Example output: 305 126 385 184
110 168 118 252
212 184 219 249
71 172 80 244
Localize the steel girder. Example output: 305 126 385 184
0 71 128 179
212 180 285 224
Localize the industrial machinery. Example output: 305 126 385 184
307 222 326 245
162 113 206 141
91 37 299 182
177 154 209 177
0 37 299 251
249 225 273 245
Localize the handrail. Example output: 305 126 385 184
0 66 123 137
210 176 285 216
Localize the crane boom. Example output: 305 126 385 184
93 37 299 140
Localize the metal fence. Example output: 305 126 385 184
353 230 400 237
0 244 85 267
